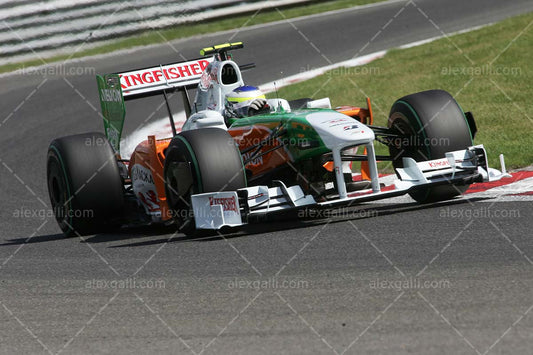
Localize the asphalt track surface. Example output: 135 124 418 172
1 0 533 353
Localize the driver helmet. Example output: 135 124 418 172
225 86 266 118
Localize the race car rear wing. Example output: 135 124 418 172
118 57 213 99
96 42 249 154
96 57 214 153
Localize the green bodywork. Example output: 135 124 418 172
228 109 331 163
96 74 126 154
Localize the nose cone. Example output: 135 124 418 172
306 111 375 149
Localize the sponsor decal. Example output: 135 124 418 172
242 151 263 166
248 193 266 200
131 164 159 215
200 71 211 89
322 118 351 126
132 165 155 184
100 88 122 102
137 190 159 213
428 160 450 169
199 67 216 89
209 196 238 213
106 127 120 150
343 124 359 130
119 59 212 91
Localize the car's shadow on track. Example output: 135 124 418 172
0 233 68 246
110 218 315 248
111 196 490 248
3 197 489 248
0 225 178 246
83 224 179 243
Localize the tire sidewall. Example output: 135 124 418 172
388 90 473 203
46 132 124 235
164 128 246 234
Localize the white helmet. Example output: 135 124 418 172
225 86 267 118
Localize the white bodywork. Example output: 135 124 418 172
181 110 227 131
305 111 380 197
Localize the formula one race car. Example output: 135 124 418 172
47 42 509 236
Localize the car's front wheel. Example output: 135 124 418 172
163 128 247 235
388 90 474 203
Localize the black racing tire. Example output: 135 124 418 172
47 132 124 236
163 128 247 235
387 90 474 203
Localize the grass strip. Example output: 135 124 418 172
271 12 533 169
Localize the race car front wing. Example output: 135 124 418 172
190 145 511 230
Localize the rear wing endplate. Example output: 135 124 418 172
96 74 125 153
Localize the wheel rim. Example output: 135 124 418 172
389 113 422 167
165 159 195 228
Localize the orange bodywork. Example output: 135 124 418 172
228 123 291 177
129 135 172 221
335 100 374 125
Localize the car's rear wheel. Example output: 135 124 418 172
388 90 474 203
47 132 124 236
164 128 247 235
